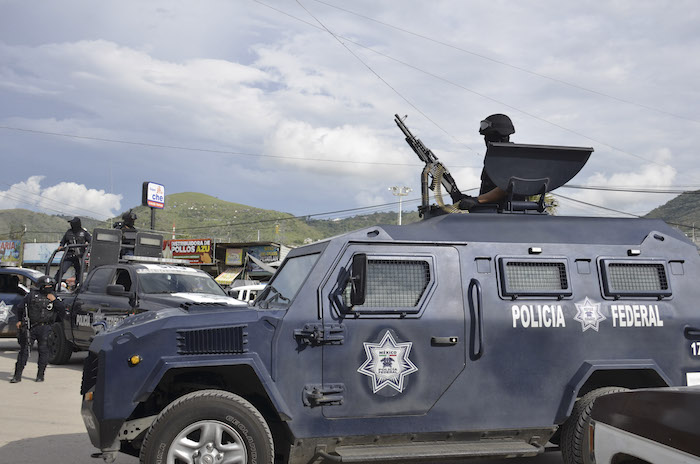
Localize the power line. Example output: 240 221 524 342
252 0 689 175
0 125 425 167
564 185 700 194
554 192 697 231
293 0 475 152
310 0 700 125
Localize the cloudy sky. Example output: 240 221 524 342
1 0 699 222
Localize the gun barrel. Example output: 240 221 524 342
394 112 464 206
394 114 412 138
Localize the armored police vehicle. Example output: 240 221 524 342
81 117 700 464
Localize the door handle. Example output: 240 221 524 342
431 336 459 346
685 327 700 340
468 278 484 360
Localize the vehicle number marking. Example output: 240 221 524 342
691 341 700 357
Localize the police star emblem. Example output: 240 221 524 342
357 330 418 394
0 301 10 323
574 297 606 332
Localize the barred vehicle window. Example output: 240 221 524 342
601 261 671 298
344 259 430 308
498 258 572 298
505 262 568 291
607 263 668 292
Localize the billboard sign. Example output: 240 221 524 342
142 181 165 209
0 240 21 266
225 248 243 266
163 238 213 265
23 242 63 264
246 245 280 273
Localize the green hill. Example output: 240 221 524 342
126 192 325 245
5 189 700 247
644 190 700 237
0 193 417 246
0 209 109 243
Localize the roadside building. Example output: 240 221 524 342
213 242 290 286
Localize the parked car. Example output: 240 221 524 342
591 386 700 464
0 267 44 338
227 283 266 303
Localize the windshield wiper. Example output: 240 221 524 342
259 286 289 309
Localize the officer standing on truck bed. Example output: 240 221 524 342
113 209 138 256
458 113 526 210
56 217 91 285
10 275 65 383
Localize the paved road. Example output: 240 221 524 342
0 339 563 464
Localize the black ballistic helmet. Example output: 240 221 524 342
37 275 56 293
68 216 82 230
122 209 137 227
479 114 515 139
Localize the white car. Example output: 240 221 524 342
227 283 266 303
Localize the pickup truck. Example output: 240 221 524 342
47 229 247 364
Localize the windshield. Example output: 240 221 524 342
138 271 227 296
258 253 319 309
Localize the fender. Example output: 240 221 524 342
554 359 672 424
134 353 293 421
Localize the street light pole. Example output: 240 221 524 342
388 186 413 225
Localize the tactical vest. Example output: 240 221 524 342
26 290 57 325
62 228 89 258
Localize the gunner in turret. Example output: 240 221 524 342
458 114 525 210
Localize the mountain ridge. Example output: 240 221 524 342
4 190 697 245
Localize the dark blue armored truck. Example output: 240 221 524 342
81 126 700 464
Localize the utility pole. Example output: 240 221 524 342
388 186 412 225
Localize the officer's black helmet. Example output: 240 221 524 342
36 275 56 289
479 114 515 138
122 210 137 221
68 217 82 228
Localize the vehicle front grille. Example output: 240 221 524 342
81 352 99 395
177 325 248 355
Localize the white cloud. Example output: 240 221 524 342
263 120 411 178
1 1 700 218
0 176 122 218
561 148 677 216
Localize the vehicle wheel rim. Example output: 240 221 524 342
168 419 247 464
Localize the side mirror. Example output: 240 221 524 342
106 284 126 296
350 253 367 306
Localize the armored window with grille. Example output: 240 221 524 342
499 258 571 298
343 259 431 311
601 260 671 297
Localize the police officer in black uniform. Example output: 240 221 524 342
458 113 524 210
10 275 65 383
56 217 91 285
114 209 138 256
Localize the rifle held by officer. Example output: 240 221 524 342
18 300 31 358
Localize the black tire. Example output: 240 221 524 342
561 386 628 464
140 390 274 464
48 322 73 365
